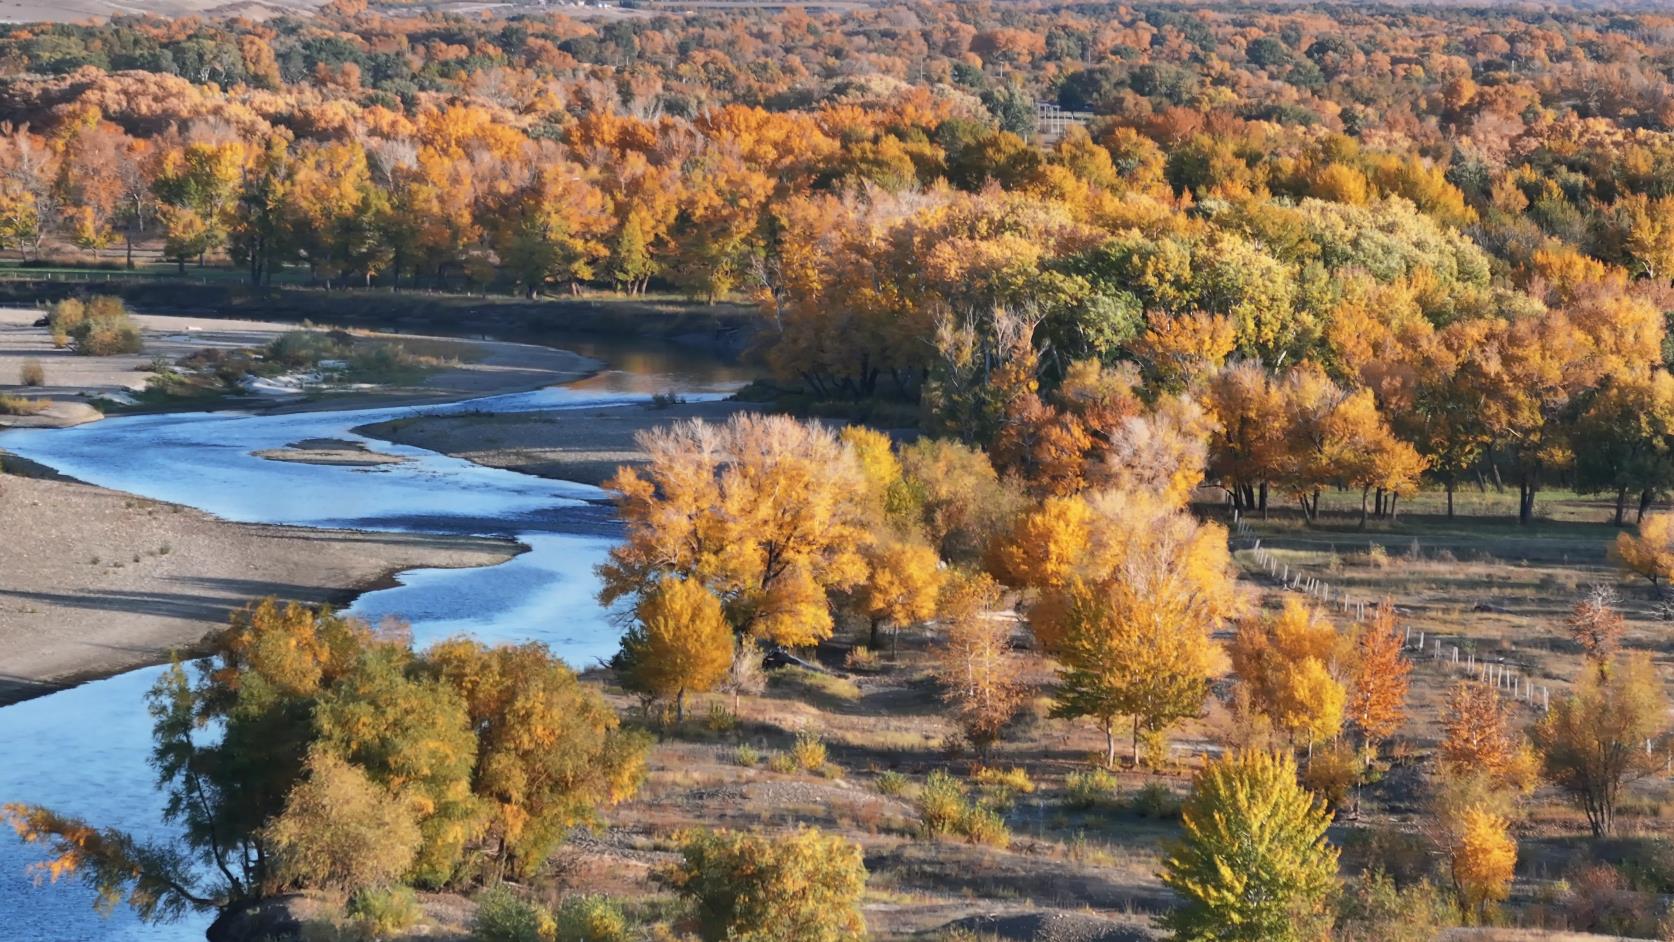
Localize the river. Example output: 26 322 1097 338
0 339 751 941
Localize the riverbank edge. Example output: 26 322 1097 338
0 450 533 708
0 321 624 705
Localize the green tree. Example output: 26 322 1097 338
262 748 422 895
671 828 867 942
1161 750 1338 942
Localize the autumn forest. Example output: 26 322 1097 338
10 1 1674 940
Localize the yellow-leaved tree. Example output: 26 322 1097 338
598 414 872 648
1450 806 1516 924
1616 511 1674 585
1344 600 1411 749
618 575 735 721
849 536 945 651
1229 598 1346 751
1026 492 1239 767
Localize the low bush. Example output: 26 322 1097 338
268 329 347 368
470 886 551 942
51 296 142 356
671 828 867 942
1301 744 1362 811
0 394 49 416
552 895 628 942
918 770 1011 847
732 744 761 767
874 770 908 797
19 359 44 386
1065 768 1119 809
791 731 828 772
1130 782 1183 819
767 752 797 774
346 886 421 940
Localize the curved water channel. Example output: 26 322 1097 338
0 338 751 941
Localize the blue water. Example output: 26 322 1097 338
0 351 745 940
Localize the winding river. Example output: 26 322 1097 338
0 338 750 941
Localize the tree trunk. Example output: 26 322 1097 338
1132 717 1142 768
676 688 686 724
1640 488 1656 524
1446 479 1456 519
1359 487 1370 529
1259 481 1269 517
1519 478 1536 526
1615 488 1629 527
1104 723 1117 769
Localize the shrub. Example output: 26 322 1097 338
1301 744 1362 811
874 770 908 797
704 700 737 734
78 316 143 356
268 329 346 369
346 886 421 940
1065 768 1119 809
52 297 142 356
767 752 797 774
19 359 44 387
0 394 49 416
1333 869 1451 942
918 770 969 838
470 886 553 942
671 828 867 942
733 744 761 767
844 646 882 671
1562 863 1657 937
957 805 1012 849
1130 781 1183 819
917 770 1011 847
791 731 828 772
552 895 629 942
973 766 1035 797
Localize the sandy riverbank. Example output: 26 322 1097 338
0 468 520 706
358 398 757 487
0 306 599 427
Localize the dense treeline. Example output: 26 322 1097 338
2 3 1674 519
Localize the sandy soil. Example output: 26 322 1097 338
359 398 756 486
253 438 410 467
0 469 519 706
0 306 599 427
